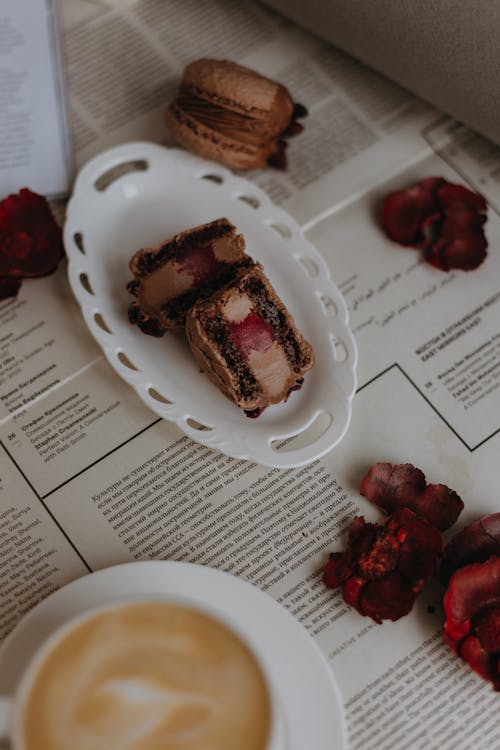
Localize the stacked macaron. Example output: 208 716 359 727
166 59 307 170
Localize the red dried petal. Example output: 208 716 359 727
0 188 52 232
381 192 422 245
348 514 377 549
397 514 443 581
443 232 487 271
443 205 487 229
414 484 464 531
437 183 487 214
280 102 308 139
359 462 463 530
342 576 364 610
357 528 400 579
282 120 304 137
381 178 443 245
360 572 417 623
323 517 375 592
443 557 500 690
441 513 500 584
423 240 446 271
381 177 488 272
424 222 488 271
422 205 488 271
360 462 425 510
0 276 22 300
0 188 64 278
323 552 352 588
0 232 32 260
443 627 460 654
459 634 499 686
419 212 442 248
323 506 443 622
267 139 288 170
473 605 500 654
443 557 500 644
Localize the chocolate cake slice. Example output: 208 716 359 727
186 263 314 416
127 218 249 336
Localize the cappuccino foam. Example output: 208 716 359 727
22 601 271 750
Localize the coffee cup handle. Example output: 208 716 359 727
0 696 12 741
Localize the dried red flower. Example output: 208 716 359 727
323 508 443 622
381 177 488 271
443 556 500 690
382 177 444 245
323 462 463 622
440 512 500 585
0 188 64 300
360 462 464 531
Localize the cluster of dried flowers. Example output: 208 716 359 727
0 188 64 301
323 463 500 690
381 177 488 271
323 463 463 623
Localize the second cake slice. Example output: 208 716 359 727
186 262 314 417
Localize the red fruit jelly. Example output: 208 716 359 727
178 244 223 285
228 313 275 358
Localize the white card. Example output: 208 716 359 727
0 0 73 198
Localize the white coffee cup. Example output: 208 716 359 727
0 597 287 750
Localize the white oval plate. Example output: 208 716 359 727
64 142 357 468
0 561 347 750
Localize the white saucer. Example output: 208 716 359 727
0 561 346 749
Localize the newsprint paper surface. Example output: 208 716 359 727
2 2 500 748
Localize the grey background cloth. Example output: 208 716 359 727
262 0 500 147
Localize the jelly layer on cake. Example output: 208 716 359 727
186 263 314 416
127 218 248 336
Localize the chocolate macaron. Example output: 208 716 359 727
166 58 307 171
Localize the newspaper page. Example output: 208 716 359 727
1 1 500 748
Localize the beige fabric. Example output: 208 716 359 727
262 0 500 147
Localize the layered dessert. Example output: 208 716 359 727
127 218 249 336
166 58 307 170
186 262 314 416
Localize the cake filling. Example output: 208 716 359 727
245 277 305 371
226 295 293 400
248 344 292 399
138 262 194 312
134 235 249 329
229 313 274 356
177 243 222 284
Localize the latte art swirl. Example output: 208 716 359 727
22 602 271 750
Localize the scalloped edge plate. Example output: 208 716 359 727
64 142 357 467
